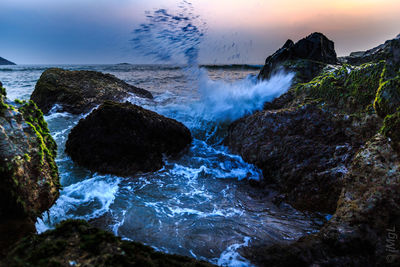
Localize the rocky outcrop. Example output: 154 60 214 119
258 32 337 83
65 101 192 176
243 134 400 266
0 57 16 65
340 34 400 66
31 68 153 114
5 219 215 266
228 33 400 266
226 103 380 212
0 84 59 254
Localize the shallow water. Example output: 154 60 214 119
0 64 322 266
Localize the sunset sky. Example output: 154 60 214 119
1 0 399 64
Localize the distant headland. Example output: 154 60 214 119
0 57 16 65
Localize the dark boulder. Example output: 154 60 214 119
0 84 59 254
259 32 337 82
31 68 153 114
243 134 400 266
225 104 380 213
4 219 215 266
65 101 192 176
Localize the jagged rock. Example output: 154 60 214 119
5 219 215 267
31 68 153 114
0 84 59 254
243 134 400 266
259 32 337 83
374 75 400 118
225 104 380 212
65 101 192 176
0 57 16 65
340 34 400 67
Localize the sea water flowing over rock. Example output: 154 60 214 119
0 63 323 266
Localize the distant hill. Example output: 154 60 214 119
0 56 16 65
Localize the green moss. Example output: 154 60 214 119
19 100 59 186
373 75 400 118
295 61 386 114
380 111 400 152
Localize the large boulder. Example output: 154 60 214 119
225 104 380 213
0 84 59 253
259 32 338 83
31 68 153 114
65 101 192 176
243 134 400 266
5 219 215 267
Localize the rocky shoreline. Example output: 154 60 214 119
1 32 399 266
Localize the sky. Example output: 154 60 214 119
0 0 399 64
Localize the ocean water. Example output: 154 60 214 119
0 64 323 266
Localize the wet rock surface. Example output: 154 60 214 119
31 68 153 114
5 220 215 267
243 134 400 266
258 32 337 83
65 101 192 176
0 85 60 255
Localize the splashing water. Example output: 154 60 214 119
131 0 206 66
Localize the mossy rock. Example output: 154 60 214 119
295 61 385 113
374 76 400 118
5 219 215 267
381 111 400 152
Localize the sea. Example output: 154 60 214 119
0 63 324 266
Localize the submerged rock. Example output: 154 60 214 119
0 84 59 253
31 68 153 114
65 101 192 176
5 219 215 266
259 32 337 83
243 134 400 266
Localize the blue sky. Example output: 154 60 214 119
1 0 399 64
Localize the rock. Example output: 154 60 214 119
65 101 192 176
0 57 16 65
243 134 400 266
31 68 153 114
4 219 215 267
225 104 380 213
381 111 400 153
259 32 337 83
340 34 400 67
0 85 59 254
374 75 400 118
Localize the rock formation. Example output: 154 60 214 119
31 68 153 114
0 57 16 65
65 101 192 176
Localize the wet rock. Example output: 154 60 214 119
225 104 380 213
243 134 400 266
5 219 215 267
259 32 337 83
31 68 153 114
65 101 192 176
0 85 59 254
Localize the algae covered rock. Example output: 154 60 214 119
259 32 337 83
5 219 215 267
31 68 153 114
374 75 400 118
243 134 400 266
0 85 59 252
65 101 192 176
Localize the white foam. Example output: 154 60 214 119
217 237 254 267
